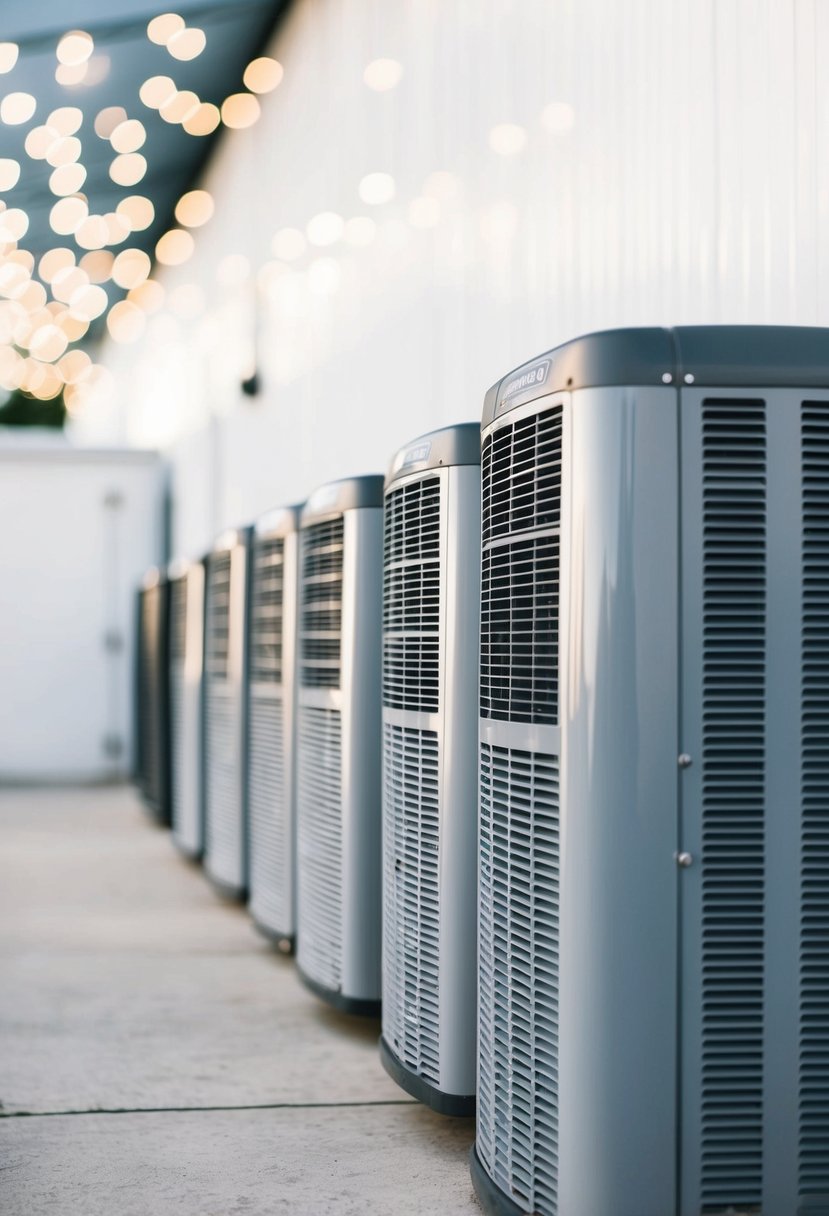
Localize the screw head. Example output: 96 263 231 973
684 372 695 384
677 852 693 868
678 753 692 768
661 372 673 384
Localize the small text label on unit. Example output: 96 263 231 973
499 359 551 410
402 441 431 468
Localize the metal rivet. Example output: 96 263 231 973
661 372 673 384
678 753 692 768
676 852 693 868
684 372 695 384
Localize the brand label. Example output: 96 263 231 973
498 358 551 412
402 441 431 468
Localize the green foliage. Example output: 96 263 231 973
0 388 66 429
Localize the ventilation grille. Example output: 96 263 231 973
382 723 440 1085
383 476 441 712
250 536 284 684
301 518 343 689
139 585 163 806
480 405 561 726
248 691 288 934
478 744 560 1216
699 398 767 1213
170 575 187 664
482 406 562 544
297 705 342 990
800 401 829 1206
205 685 242 883
206 551 232 680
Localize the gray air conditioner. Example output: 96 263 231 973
471 325 829 1216
136 567 171 825
295 475 384 1014
379 424 481 1115
204 527 252 899
168 557 206 860
247 505 302 951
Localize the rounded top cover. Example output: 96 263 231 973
255 502 303 539
385 421 481 489
301 474 385 526
483 324 829 425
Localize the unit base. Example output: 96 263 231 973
379 1036 475 1116
251 918 295 955
172 836 203 863
470 1146 525 1216
204 867 247 903
296 964 381 1017
140 797 172 828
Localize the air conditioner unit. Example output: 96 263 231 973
295 475 384 1014
168 558 206 860
204 527 252 899
247 505 302 952
379 424 481 1115
136 567 171 825
471 325 829 1216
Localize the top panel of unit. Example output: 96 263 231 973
211 524 253 555
301 474 385 525
141 566 167 590
167 555 204 580
255 503 302 539
385 421 481 488
482 325 829 424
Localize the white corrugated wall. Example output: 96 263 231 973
93 0 829 556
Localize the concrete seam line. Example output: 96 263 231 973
0 1099 421 1120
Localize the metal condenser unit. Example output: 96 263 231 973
203 527 252 899
471 325 829 1216
379 424 481 1114
136 567 171 825
247 505 301 951
168 557 205 860
295 475 384 1014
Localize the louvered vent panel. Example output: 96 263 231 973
481 405 561 726
297 705 342 990
251 536 284 684
383 476 441 712
206 551 231 680
800 401 829 1206
382 723 440 1084
301 519 343 689
699 398 766 1213
249 691 288 932
481 536 559 725
478 744 560 1216
482 406 562 543
140 586 163 805
205 687 239 872
169 577 187 833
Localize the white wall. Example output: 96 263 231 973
0 443 165 781
98 0 829 557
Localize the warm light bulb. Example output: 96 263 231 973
79 250 114 283
155 228 194 266
138 76 176 110
221 93 260 129
112 248 151 289
116 195 154 232
1 92 36 124
56 31 94 67
110 119 146 153
358 172 395 205
109 154 147 187
147 14 184 45
49 163 87 196
167 28 206 61
243 58 283 94
0 44 18 74
175 189 214 228
107 300 146 344
159 90 200 124
94 106 127 138
182 101 220 136
488 123 527 155
0 158 20 190
46 136 82 167
39 248 75 284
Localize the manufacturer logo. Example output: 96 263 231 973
402 441 431 468
500 358 551 406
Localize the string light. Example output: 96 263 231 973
56 31 94 67
221 93 260 129
109 154 147 186
94 106 127 138
1 92 37 124
0 44 19 75
182 102 220 136
116 196 154 231
110 119 146 154
155 229 194 266
243 58 283 94
175 190 214 228
167 28 206 61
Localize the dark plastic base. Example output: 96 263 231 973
204 867 247 903
251 917 295 956
140 796 172 829
470 1145 525 1216
296 964 381 1017
379 1036 475 1116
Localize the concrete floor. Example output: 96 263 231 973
0 786 479 1215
